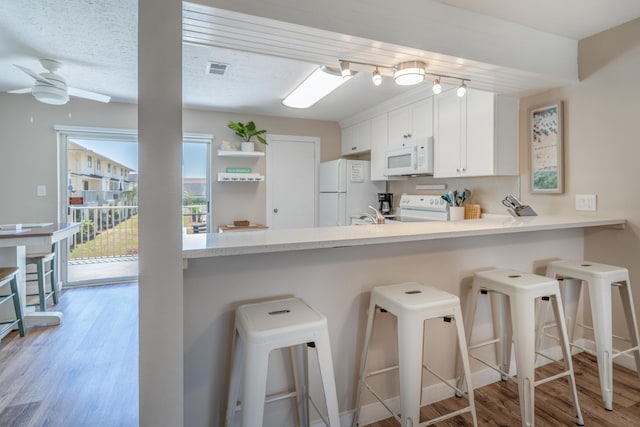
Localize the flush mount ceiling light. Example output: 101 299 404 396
337 59 469 95
282 66 353 109
393 61 426 86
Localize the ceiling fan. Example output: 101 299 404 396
9 59 111 105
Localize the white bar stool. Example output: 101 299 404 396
544 260 640 411
462 269 584 427
225 297 340 427
352 282 477 427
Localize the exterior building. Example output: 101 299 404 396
67 141 136 206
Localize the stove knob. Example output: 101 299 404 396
429 199 434 205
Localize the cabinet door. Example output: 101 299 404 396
410 98 433 140
464 89 495 176
434 90 464 177
388 106 410 147
370 113 389 181
341 120 372 155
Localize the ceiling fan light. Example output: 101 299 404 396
32 82 69 105
372 68 382 86
394 61 426 86
432 78 442 94
457 82 467 97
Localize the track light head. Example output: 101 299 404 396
340 61 352 79
457 81 467 97
372 68 382 86
432 78 442 95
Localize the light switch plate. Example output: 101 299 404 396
575 194 596 211
37 185 47 197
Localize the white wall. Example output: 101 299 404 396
0 95 340 230
518 19 640 347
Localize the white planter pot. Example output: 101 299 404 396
241 142 255 152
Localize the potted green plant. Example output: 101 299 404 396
227 120 267 152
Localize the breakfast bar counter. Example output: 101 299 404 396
182 215 625 426
183 215 625 259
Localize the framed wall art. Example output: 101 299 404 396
530 101 563 193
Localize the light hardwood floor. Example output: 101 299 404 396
1 284 639 426
0 283 138 427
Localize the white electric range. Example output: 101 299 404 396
395 194 449 222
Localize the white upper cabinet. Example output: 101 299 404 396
370 113 389 181
341 119 372 155
388 98 433 147
434 88 518 178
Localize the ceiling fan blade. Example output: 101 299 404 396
8 88 33 94
14 64 52 84
68 87 111 103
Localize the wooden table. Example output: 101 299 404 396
0 223 80 334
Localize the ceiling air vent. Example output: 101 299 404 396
206 61 228 76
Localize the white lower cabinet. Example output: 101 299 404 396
434 88 518 178
341 119 372 155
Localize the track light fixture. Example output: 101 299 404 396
340 61 352 79
432 77 442 95
456 81 467 97
372 68 382 86
338 59 469 95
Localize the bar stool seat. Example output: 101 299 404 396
463 269 583 427
25 243 58 311
225 297 340 427
0 267 25 338
544 260 640 411
353 282 477 427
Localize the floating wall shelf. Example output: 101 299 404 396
217 150 265 157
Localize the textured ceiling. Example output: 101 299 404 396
1 1 639 122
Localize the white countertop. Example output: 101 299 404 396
182 215 625 259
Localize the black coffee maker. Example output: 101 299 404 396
378 193 393 215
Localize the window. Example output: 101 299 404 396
87 155 92 167
97 160 101 171
121 168 124 176
107 164 111 173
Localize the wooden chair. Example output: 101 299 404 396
26 243 58 311
0 267 25 337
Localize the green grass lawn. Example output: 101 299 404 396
71 214 139 259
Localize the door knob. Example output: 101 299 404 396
273 208 278 213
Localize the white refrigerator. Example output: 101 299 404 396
319 159 386 226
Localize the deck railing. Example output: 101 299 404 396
69 205 138 260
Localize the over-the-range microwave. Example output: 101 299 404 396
384 137 434 176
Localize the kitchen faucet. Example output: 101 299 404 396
368 205 386 224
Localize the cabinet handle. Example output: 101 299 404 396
273 208 278 213
352 146 357 150
407 134 412 138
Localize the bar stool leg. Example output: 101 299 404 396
291 343 310 427
36 260 46 312
241 344 270 427
456 285 480 392
510 294 535 427
492 292 513 380
587 278 614 411
225 331 244 427
50 254 58 305
550 292 584 425
617 281 640 376
397 315 424 426
9 275 25 337
453 305 478 427
560 279 582 344
352 300 378 427
314 328 341 426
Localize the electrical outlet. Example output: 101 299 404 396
37 185 47 197
575 194 596 211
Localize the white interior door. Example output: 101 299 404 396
266 135 319 229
